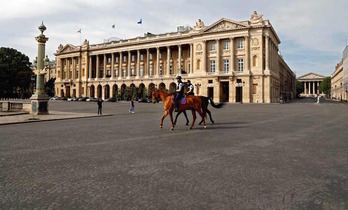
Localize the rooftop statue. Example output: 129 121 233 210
194 19 205 31
250 11 263 25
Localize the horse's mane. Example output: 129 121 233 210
157 89 174 97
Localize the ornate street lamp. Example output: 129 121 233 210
30 22 49 115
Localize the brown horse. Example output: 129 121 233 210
152 89 206 130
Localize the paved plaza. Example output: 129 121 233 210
0 99 347 209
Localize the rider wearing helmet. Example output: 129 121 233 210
174 75 185 112
186 80 194 96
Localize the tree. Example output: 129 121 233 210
319 77 331 97
45 78 56 97
0 47 32 98
296 80 304 97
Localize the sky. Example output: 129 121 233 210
0 0 347 77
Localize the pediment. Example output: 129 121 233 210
297 72 326 80
203 18 248 33
56 44 78 54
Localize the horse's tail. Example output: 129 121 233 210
208 98 225 108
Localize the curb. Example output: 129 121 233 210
0 114 113 126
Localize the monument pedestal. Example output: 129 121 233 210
30 95 49 115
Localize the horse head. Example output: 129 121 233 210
152 89 160 103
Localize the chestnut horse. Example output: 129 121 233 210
152 89 206 130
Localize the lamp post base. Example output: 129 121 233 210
30 95 49 115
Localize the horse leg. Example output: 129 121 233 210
197 109 206 128
174 111 181 125
183 110 189 126
169 111 175 131
207 109 214 124
190 109 196 129
160 111 168 128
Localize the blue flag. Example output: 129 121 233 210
137 18 142 25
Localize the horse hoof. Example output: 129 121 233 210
204 126 207 129
212 121 215 124
170 127 174 131
160 126 162 129
189 127 193 130
199 123 202 125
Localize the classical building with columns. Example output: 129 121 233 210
54 11 295 103
297 73 325 97
331 45 348 101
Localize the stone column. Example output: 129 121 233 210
96 55 99 79
167 46 171 76
230 37 234 73
60 58 63 80
72 58 75 79
178 45 182 75
111 53 114 78
88 56 92 79
245 36 250 72
119 52 123 78
312 81 315 95
202 40 207 73
304 82 306 94
103 54 106 78
156 47 160 76
127 51 131 78
146 49 150 76
67 59 71 79
78 57 81 79
216 39 220 74
64 59 67 79
137 50 140 78
265 35 270 71
190 44 193 74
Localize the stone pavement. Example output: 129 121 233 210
0 100 347 209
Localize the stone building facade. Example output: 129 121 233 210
331 45 348 101
297 73 325 97
54 11 295 103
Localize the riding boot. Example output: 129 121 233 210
174 102 179 112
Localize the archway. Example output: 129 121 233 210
121 84 127 100
90 85 95 98
130 83 136 99
148 83 155 97
112 84 118 98
139 83 145 98
169 82 176 93
159 82 166 91
104 85 110 99
97 85 102 98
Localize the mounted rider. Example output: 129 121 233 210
174 75 185 112
186 80 194 96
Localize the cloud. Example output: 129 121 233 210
0 0 347 77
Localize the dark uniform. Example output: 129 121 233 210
174 76 185 112
186 80 194 96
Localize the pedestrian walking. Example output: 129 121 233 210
97 97 103 115
129 98 135 113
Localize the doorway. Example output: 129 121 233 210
220 82 229 102
208 87 214 99
236 87 242 103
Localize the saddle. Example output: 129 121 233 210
171 95 186 105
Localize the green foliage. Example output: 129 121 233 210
0 47 32 98
319 77 331 96
296 80 304 97
45 78 56 97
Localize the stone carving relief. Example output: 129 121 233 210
252 38 259 46
250 11 263 25
194 19 205 31
82 39 89 47
206 21 244 32
196 44 202 51
57 44 63 53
